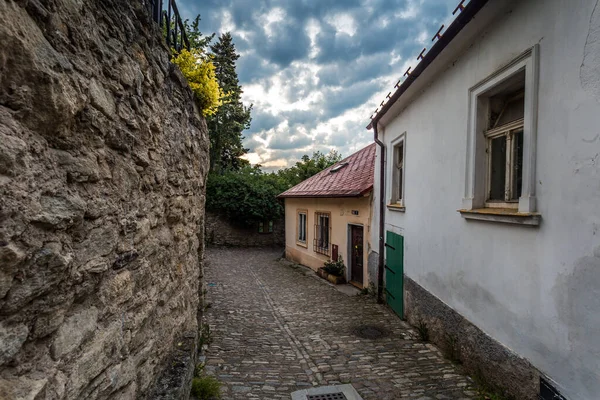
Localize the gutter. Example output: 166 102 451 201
373 123 386 304
368 0 489 305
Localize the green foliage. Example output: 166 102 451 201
171 49 223 116
207 33 253 173
183 15 214 52
416 319 429 342
206 150 343 227
191 376 221 400
275 150 342 188
198 323 212 349
358 283 376 297
206 166 287 227
323 256 345 277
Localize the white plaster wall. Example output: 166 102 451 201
372 0 600 398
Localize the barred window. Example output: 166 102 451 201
314 212 331 256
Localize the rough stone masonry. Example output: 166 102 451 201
0 0 209 399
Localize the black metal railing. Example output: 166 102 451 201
143 0 190 52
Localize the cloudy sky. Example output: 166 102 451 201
178 0 459 170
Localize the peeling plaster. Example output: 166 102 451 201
553 245 600 400
581 0 600 102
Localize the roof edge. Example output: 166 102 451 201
277 188 373 199
367 0 489 130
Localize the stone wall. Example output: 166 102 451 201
205 212 285 247
0 1 209 399
404 276 540 400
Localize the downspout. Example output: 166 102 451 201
373 122 386 304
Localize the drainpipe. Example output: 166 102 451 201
373 122 386 304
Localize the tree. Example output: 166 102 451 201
206 166 287 227
276 150 342 188
207 33 252 173
205 151 342 227
182 15 214 52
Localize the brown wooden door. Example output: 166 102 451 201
350 225 364 285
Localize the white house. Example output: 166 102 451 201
367 0 600 399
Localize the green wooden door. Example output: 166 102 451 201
385 231 404 318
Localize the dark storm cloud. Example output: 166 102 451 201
269 132 313 150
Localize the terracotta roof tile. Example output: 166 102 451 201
278 143 376 198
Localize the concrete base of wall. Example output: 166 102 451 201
404 276 540 400
367 251 379 288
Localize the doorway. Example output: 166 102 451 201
349 225 364 287
385 231 404 318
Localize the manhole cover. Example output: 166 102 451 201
352 325 388 339
307 394 347 400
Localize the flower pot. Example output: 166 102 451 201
318 268 346 284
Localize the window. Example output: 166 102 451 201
258 220 273 233
389 133 406 209
297 211 307 245
314 212 331 256
463 45 540 223
485 90 524 206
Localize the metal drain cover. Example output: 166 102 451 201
352 325 388 339
307 393 347 400
291 384 363 400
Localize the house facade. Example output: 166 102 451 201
368 1 600 399
279 144 375 288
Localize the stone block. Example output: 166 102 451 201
51 306 99 359
32 193 86 229
0 320 29 365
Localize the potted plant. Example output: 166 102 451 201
318 256 346 284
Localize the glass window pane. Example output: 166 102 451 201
397 143 403 201
512 130 524 200
490 136 507 200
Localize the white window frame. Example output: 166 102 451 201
297 210 307 247
463 45 539 214
390 132 407 207
485 118 524 207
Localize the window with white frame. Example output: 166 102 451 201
485 83 524 206
297 211 307 245
390 133 406 207
463 45 539 216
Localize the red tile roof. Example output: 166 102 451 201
278 143 376 198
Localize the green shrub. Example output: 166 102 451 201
191 376 221 399
206 166 287 227
323 256 345 277
416 319 429 342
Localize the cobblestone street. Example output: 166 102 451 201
203 248 477 400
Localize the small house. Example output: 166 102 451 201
278 144 376 288
367 0 600 398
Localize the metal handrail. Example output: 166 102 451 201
143 0 190 51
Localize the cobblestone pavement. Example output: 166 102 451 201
203 248 477 400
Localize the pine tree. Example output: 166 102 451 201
207 32 252 173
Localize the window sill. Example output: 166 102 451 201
296 241 308 249
458 208 541 226
387 204 406 212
